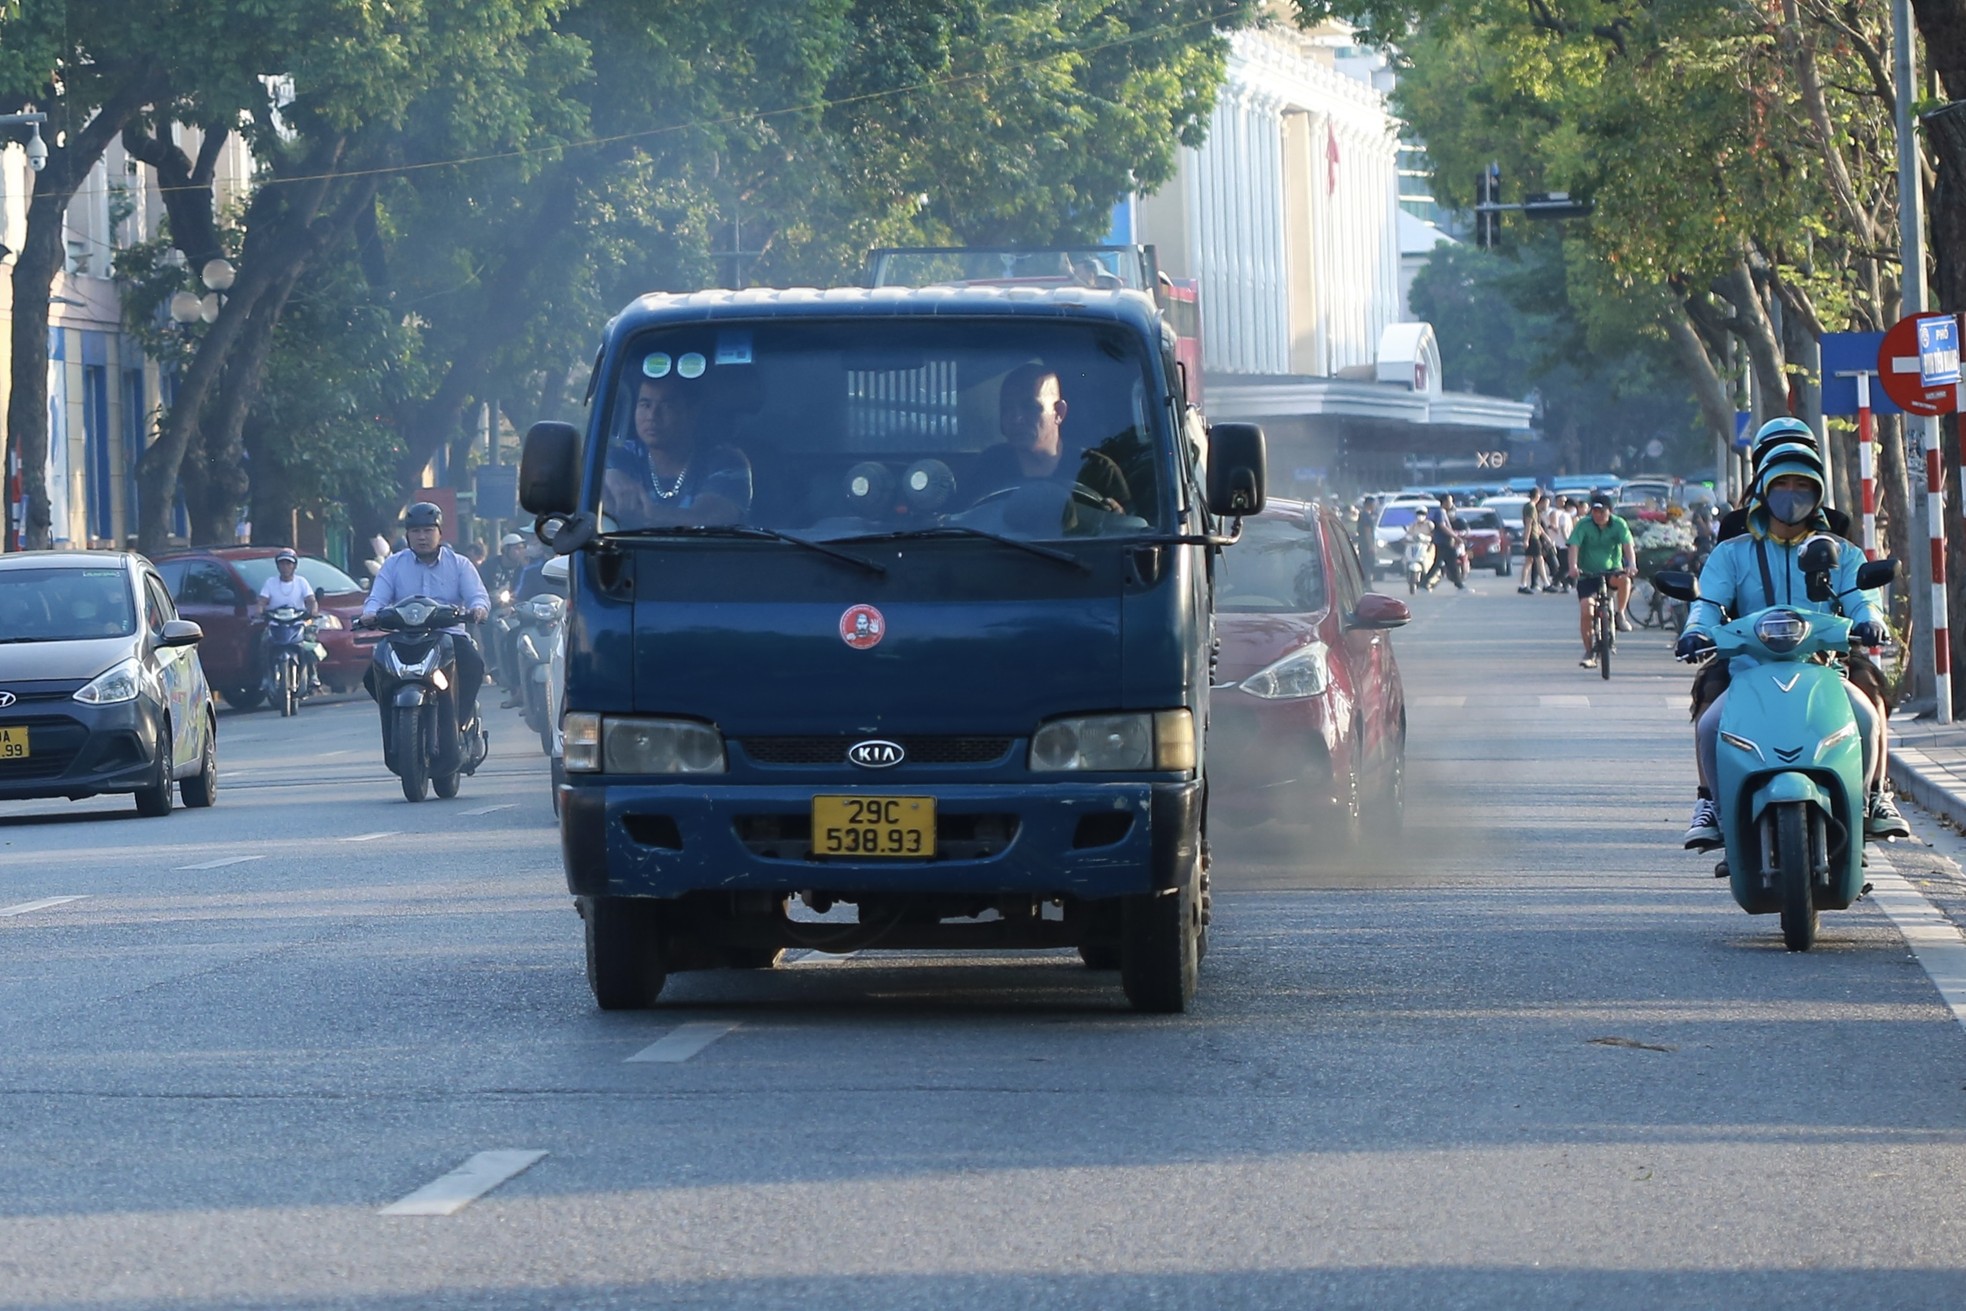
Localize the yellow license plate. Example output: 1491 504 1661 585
0 726 27 760
811 795 935 858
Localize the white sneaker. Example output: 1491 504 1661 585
1684 798 1722 850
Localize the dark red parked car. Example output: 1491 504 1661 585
152 548 372 708
1208 500 1409 843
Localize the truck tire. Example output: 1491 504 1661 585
582 895 667 1008
1121 854 1200 1013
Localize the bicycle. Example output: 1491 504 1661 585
1579 572 1622 680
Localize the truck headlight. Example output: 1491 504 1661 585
1239 643 1330 699
601 717 726 774
1030 709 1194 772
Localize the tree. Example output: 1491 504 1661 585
1 0 173 548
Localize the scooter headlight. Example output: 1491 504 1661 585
1753 609 1810 654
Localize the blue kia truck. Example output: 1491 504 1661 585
519 284 1265 1012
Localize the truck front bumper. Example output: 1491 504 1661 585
557 779 1202 901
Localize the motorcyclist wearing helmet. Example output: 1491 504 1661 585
1675 455 1908 849
1689 426 1888 751
1716 418 1855 545
359 501 492 732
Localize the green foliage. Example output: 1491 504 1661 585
1408 237 1702 469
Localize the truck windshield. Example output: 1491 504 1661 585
594 319 1167 540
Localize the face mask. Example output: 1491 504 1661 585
1765 488 1819 524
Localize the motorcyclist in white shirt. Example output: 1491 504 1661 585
358 501 491 732
255 548 321 693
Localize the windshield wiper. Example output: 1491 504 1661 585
601 524 885 576
835 526 1089 573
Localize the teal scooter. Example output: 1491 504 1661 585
1655 546 1897 951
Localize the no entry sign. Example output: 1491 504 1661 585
1878 313 1964 416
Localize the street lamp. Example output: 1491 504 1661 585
170 256 236 326
0 111 49 172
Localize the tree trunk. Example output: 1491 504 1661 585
4 76 159 548
188 258 311 545
1664 307 1737 454
134 139 349 554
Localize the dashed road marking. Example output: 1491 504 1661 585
379 1150 547 1216
339 832 401 843
1411 696 1466 708
1539 695 1593 708
1868 853 1966 1033
0 895 88 918
172 855 263 870
462 803 516 816
626 1021 739 1063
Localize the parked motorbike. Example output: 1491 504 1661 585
356 596 488 802
486 586 520 692
511 592 565 754
262 604 324 718
1655 547 1898 951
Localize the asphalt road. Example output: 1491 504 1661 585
4 586 1966 1310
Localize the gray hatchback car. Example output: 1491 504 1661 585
0 551 219 816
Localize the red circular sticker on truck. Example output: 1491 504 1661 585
840 604 885 649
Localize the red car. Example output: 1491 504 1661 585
1454 506 1512 576
1207 500 1409 842
152 548 372 707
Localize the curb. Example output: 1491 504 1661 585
1890 742 1966 831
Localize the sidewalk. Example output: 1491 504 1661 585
1890 722 1966 830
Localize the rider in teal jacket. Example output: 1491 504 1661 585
1677 453 1906 849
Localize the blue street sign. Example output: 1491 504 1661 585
1821 331 1901 416
1918 315 1962 387
1733 411 1753 451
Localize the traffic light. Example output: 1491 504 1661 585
1522 191 1594 219
1475 163 1501 249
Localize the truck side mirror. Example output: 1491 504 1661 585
1205 422 1267 518
519 421 581 516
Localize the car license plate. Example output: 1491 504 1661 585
0 726 27 760
811 795 935 858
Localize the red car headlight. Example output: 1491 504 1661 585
1239 643 1331 700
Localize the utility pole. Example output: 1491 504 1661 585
1895 0 1942 719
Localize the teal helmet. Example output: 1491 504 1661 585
1749 417 1818 473
1751 441 1825 497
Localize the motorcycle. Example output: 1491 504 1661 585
1655 545 1898 952
262 604 324 718
511 591 566 755
1403 535 1434 595
356 596 488 802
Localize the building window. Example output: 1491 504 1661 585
84 364 112 542
124 368 146 536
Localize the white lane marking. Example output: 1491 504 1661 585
172 855 263 870
0 895 88 918
339 831 401 843
1411 696 1466 708
1540 695 1592 708
785 949 859 967
379 1149 547 1217
625 1021 739 1063
1868 854 1966 1032
462 803 516 816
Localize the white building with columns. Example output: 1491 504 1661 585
1124 18 1532 494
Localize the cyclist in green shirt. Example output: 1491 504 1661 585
1567 493 1637 667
